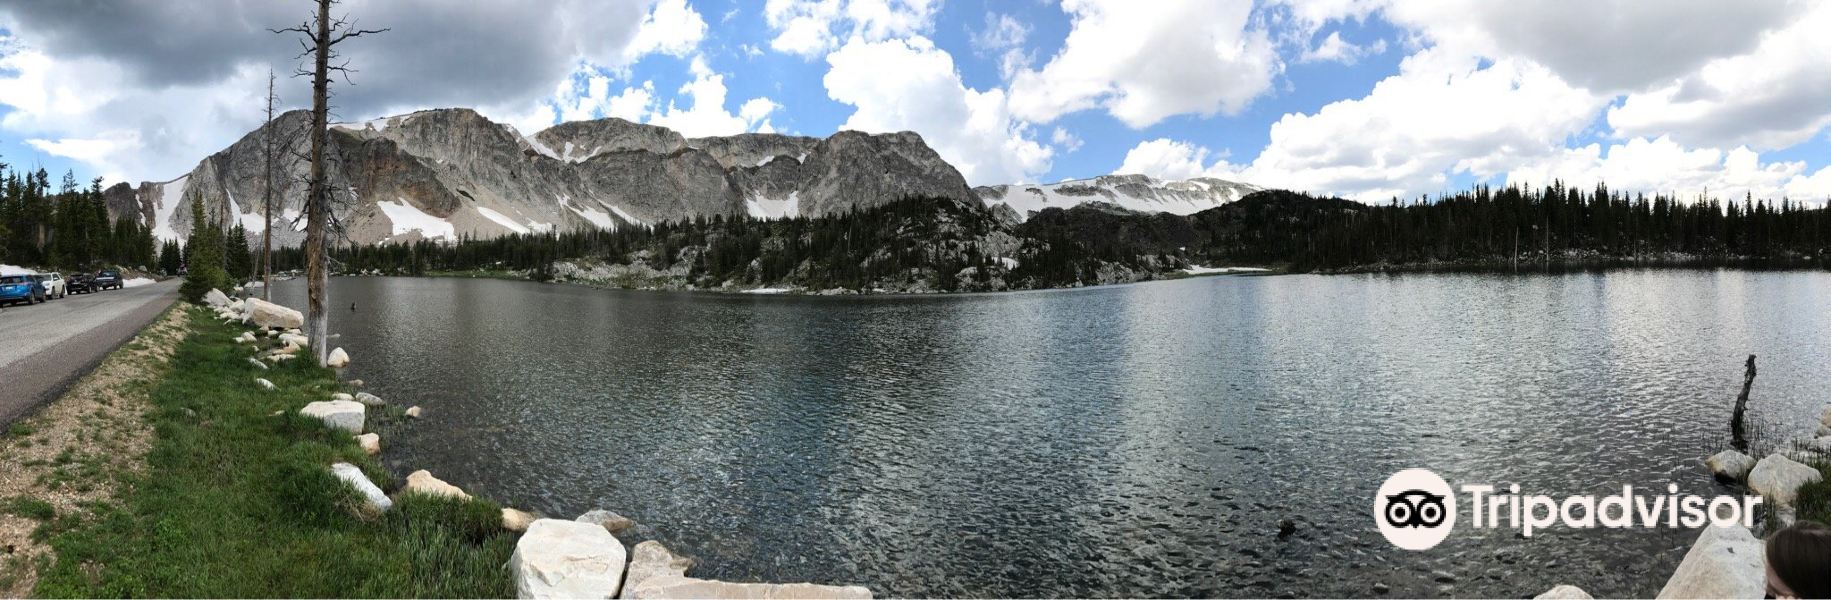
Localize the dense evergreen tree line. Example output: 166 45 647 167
260 182 1831 292
0 158 157 270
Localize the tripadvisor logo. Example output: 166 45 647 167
1373 468 1764 551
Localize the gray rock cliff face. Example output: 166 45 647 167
110 108 976 246
974 174 1262 222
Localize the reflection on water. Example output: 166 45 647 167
274 270 1831 597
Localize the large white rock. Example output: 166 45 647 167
330 462 392 514
1705 450 1757 481
403 470 469 500
204 288 232 308
278 333 310 347
1748 453 1822 505
327 347 350 368
1656 525 1765 599
620 541 694 599
1534 585 1592 599
625 576 873 600
246 298 304 329
510 519 628 599
300 400 366 434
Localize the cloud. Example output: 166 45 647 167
1606 2 1831 151
626 0 709 60
0 0 704 181
1006 0 1280 128
1508 136 1831 202
970 12 1032 77
1050 127 1083 153
646 57 780 137
1299 32 1384 65
763 0 937 58
1219 47 1605 200
1116 139 1222 181
823 36 1051 185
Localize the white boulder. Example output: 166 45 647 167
1749 453 1822 505
1656 525 1765 599
357 433 381 455
405 406 423 419
203 288 231 308
1534 585 1592 599
331 392 353 402
354 392 385 407
330 462 392 515
510 519 628 599
247 298 304 329
620 541 694 599
255 377 275 391
247 357 268 370
278 333 310 347
299 400 366 434
326 347 350 368
403 470 469 500
1705 450 1757 481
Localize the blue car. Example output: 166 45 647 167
1 274 47 306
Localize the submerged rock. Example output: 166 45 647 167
403 470 469 500
1656 525 1764 599
577 509 635 534
300 400 365 434
330 462 391 515
1534 584 1592 599
510 519 628 599
1705 450 1757 482
1749 453 1821 505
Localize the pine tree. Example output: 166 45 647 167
180 194 230 302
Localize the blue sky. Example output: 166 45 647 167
2 0 1829 202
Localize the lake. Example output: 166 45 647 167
272 270 1831 597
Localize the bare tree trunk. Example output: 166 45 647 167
260 70 276 302
305 0 332 366
1731 354 1757 453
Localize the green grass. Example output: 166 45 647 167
3 496 55 521
34 307 515 598
1796 456 1831 526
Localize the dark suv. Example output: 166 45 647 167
93 270 123 291
67 272 96 294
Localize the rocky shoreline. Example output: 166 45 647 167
1529 405 1829 599
205 289 875 598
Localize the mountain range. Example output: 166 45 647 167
102 108 1261 246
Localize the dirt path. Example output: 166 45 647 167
0 305 190 596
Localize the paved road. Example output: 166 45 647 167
0 280 179 425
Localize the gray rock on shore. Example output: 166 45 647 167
1534 585 1593 599
1748 453 1822 505
354 392 385 407
330 462 392 515
300 400 365 433
246 298 305 329
577 509 635 534
1705 449 1757 481
620 541 695 599
1655 525 1764 599
510 519 629 599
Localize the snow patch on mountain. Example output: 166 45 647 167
974 174 1262 222
378 199 455 241
745 192 800 220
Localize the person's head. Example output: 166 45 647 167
1767 522 1831 599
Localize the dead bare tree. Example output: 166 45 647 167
274 0 384 366
259 69 278 301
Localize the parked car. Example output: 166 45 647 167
1 274 46 306
93 270 123 291
39 272 66 299
67 272 95 294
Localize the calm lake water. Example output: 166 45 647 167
274 270 1831 597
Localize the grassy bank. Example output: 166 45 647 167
30 305 514 597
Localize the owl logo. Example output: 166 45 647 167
1374 469 1457 550
1383 490 1448 528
